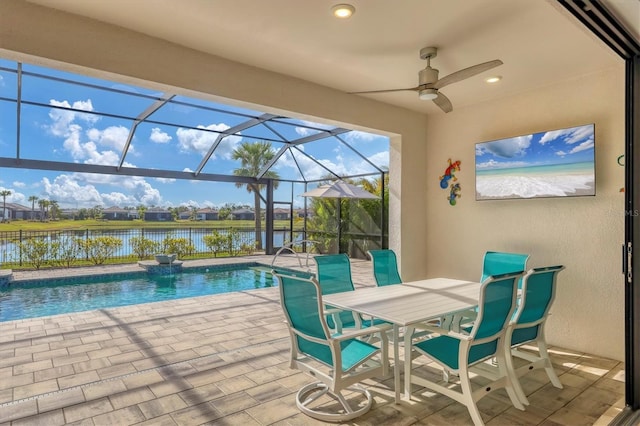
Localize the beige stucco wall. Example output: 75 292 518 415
424 67 626 359
0 1 627 359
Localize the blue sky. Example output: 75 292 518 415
0 60 389 210
475 123 595 171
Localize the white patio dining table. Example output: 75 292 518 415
323 278 481 404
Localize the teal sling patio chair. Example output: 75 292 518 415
404 271 526 426
503 265 566 405
314 254 387 331
482 251 530 288
367 249 402 286
448 251 530 330
273 271 389 422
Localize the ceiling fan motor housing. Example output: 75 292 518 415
419 67 439 86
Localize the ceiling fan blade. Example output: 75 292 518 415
349 86 420 95
433 59 503 90
433 92 453 113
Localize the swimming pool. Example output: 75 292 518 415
0 263 277 322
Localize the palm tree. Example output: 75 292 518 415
28 195 39 221
0 190 11 222
49 200 60 220
137 205 147 221
232 141 280 250
37 199 50 221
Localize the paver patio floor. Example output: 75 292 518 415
0 255 625 425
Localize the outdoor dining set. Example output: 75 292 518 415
271 249 564 426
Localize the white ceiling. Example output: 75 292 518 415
24 0 636 115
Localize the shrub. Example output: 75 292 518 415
203 231 229 257
77 236 123 265
162 234 195 258
129 236 160 260
50 236 82 268
18 238 49 269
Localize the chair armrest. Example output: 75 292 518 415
333 325 391 341
412 323 472 341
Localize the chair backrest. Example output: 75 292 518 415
511 265 565 344
481 251 530 288
314 254 355 294
368 249 402 286
274 271 334 366
471 271 522 343
313 254 357 328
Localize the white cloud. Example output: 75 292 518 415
42 175 103 207
176 123 242 158
38 171 164 208
12 181 26 188
180 200 201 208
344 131 378 142
275 146 387 180
478 135 532 158
570 140 595 154
0 187 26 205
476 160 528 170
86 125 131 152
539 124 594 145
294 120 333 137
367 151 389 169
155 177 176 183
48 99 99 137
150 128 172 144
48 101 128 166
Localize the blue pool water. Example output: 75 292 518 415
0 263 276 322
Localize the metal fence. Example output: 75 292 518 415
0 227 293 267
0 226 385 268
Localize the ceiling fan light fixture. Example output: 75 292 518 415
486 75 502 84
331 4 355 18
419 88 438 101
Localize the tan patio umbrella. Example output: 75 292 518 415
301 181 379 253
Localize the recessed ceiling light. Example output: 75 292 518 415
332 4 355 18
486 76 502 84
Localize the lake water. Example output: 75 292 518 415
0 229 302 264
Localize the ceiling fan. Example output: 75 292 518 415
350 47 503 113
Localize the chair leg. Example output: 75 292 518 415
296 382 374 422
496 346 526 410
503 345 529 406
537 339 563 388
458 365 485 426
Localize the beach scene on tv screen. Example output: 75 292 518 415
475 123 595 200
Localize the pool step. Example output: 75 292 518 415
250 265 273 275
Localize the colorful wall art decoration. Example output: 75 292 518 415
439 158 461 206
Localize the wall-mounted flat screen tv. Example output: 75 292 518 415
475 123 595 200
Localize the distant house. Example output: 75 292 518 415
294 208 312 218
59 209 78 220
196 208 219 221
144 208 173 221
273 208 290 220
178 211 192 220
102 206 136 220
231 208 255 220
2 203 32 220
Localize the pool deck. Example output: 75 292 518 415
0 255 625 425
